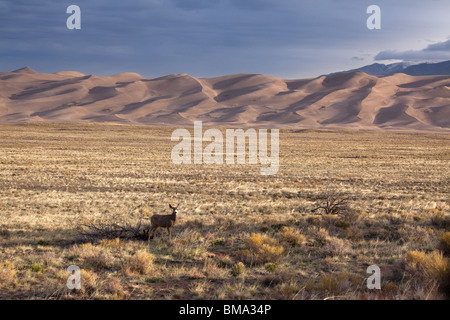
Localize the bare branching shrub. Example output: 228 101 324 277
312 189 350 216
76 204 146 240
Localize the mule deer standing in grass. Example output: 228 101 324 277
144 204 179 241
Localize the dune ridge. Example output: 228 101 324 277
0 67 449 131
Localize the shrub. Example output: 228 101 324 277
323 237 351 257
100 238 121 248
277 227 306 247
0 228 10 239
429 210 450 229
29 264 44 273
211 238 226 246
231 262 245 277
335 220 350 229
265 263 279 272
125 251 155 275
345 226 364 241
278 281 297 297
105 278 125 299
306 216 321 226
238 233 285 265
312 190 350 215
0 261 16 289
80 269 97 293
216 254 233 268
405 250 449 284
86 253 110 270
179 231 204 244
318 274 337 295
439 232 450 256
146 276 164 283
314 228 330 246
271 223 287 231
71 243 111 269
317 272 349 296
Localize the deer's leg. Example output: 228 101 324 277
167 227 172 241
150 226 158 240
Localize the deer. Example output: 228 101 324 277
144 204 179 242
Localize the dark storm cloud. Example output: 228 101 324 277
0 0 449 78
426 39 450 51
375 38 450 62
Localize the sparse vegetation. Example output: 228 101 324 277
0 123 449 299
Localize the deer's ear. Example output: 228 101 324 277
169 204 173 209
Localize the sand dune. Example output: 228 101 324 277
0 67 449 131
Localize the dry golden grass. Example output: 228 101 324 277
405 250 449 281
0 123 449 299
238 233 285 265
439 232 450 255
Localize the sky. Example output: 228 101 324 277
0 0 449 79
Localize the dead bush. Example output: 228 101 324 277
76 203 146 240
312 189 350 216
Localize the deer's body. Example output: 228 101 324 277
146 204 179 241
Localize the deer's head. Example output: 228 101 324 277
169 204 179 215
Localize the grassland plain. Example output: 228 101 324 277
0 123 449 300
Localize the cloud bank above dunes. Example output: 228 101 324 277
375 38 450 62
